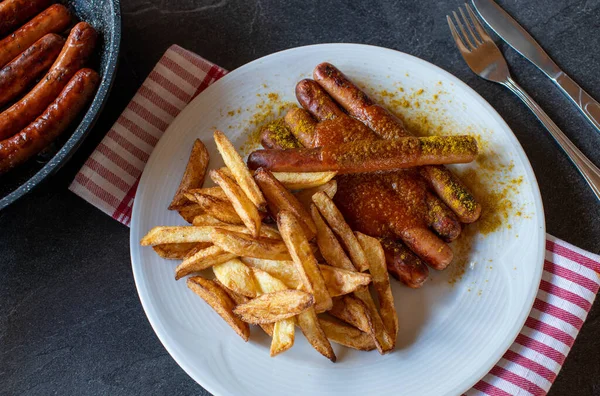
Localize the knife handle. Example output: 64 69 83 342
503 77 600 202
553 72 600 135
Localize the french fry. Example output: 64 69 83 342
184 192 244 225
329 295 373 334
183 243 209 261
169 139 210 209
141 225 277 246
240 257 301 289
175 245 237 280
211 169 262 237
312 191 369 272
353 287 393 354
294 179 337 209
277 211 332 313
177 204 205 223
318 316 376 351
216 280 274 337
211 228 291 260
152 242 202 259
192 214 229 226
254 168 316 240
319 265 372 297
310 204 355 271
356 233 398 346
186 276 249 341
214 130 266 209
213 258 260 298
252 268 296 356
271 171 337 190
233 290 314 324
297 308 336 362
187 186 228 200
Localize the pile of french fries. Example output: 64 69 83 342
140 131 399 361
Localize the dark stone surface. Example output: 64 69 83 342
1 0 599 394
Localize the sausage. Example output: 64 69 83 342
259 118 301 149
380 239 429 288
295 79 346 121
283 107 316 147
425 192 461 242
0 4 71 68
0 0 53 38
0 68 100 174
313 62 482 223
247 135 479 173
0 33 65 108
400 227 453 270
0 22 97 140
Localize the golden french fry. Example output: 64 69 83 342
312 192 369 272
211 169 262 237
213 258 260 298
211 228 291 260
353 287 393 354
271 318 295 357
277 211 332 313
192 214 229 226
175 245 237 280
329 295 373 334
240 257 301 289
152 242 202 259
356 232 398 347
233 290 314 324
311 204 355 271
319 265 372 297
294 180 337 210
216 280 274 337
186 276 249 341
271 171 337 190
141 225 276 246
169 139 210 209
184 192 244 225
187 186 228 200
254 168 316 240
318 316 376 351
214 130 266 209
297 308 336 362
177 204 205 223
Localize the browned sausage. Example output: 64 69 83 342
247 135 479 173
259 118 301 149
0 68 100 174
0 4 71 68
313 62 482 223
0 22 97 140
0 0 53 38
380 239 429 288
283 107 316 147
425 192 461 242
295 79 346 121
0 33 65 108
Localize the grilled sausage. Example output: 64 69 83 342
0 0 53 38
0 22 97 140
0 68 99 174
0 33 65 108
0 4 71 68
313 62 482 223
283 107 316 147
381 239 429 288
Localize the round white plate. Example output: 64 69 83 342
130 44 545 396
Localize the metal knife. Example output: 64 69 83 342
472 0 600 135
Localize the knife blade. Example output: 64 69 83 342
472 0 600 134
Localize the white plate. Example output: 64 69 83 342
130 44 545 396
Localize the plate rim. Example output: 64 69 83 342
130 42 546 396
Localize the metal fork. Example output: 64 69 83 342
448 4 600 201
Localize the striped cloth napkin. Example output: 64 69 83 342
69 45 600 396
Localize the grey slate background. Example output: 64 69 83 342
1 0 599 394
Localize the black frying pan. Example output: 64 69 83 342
0 0 121 209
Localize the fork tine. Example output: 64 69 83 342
466 4 493 43
459 6 482 46
447 15 470 54
453 11 476 50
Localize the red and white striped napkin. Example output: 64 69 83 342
69 44 600 396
